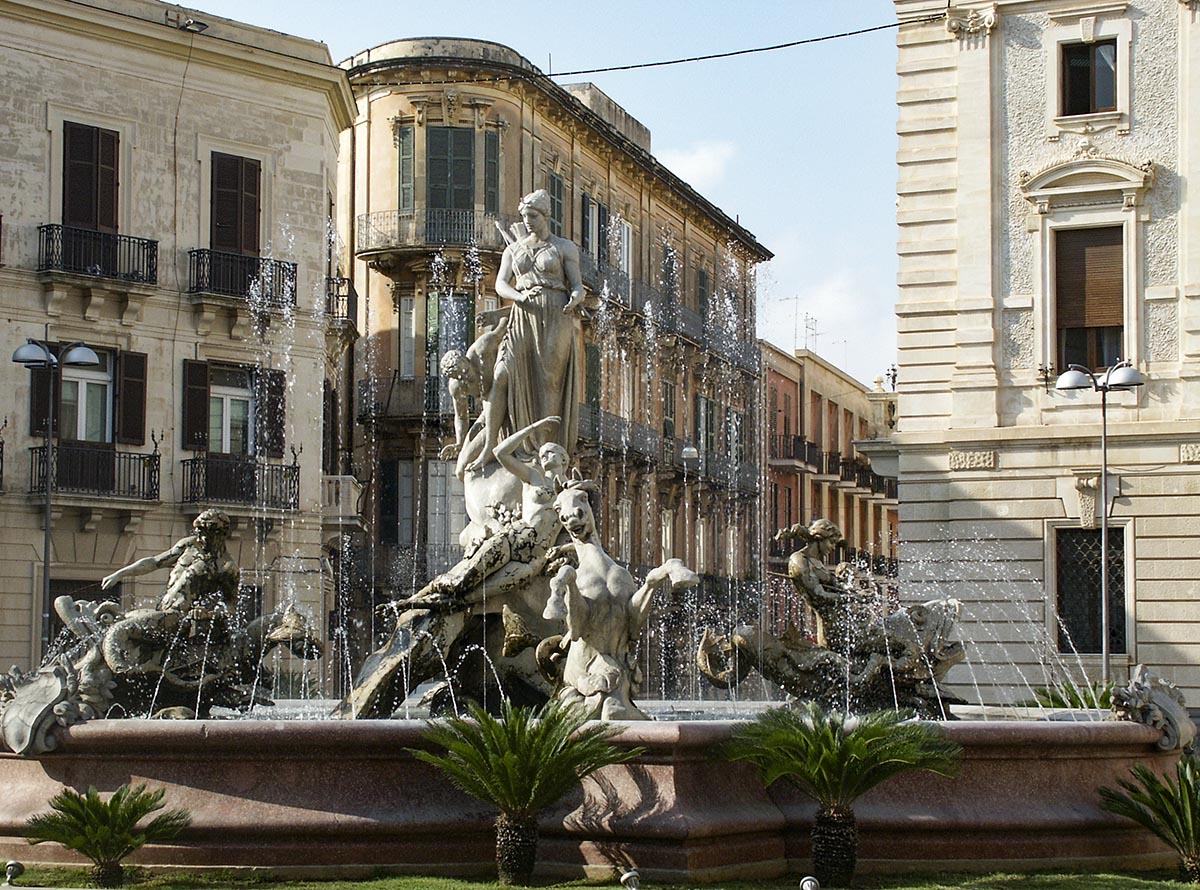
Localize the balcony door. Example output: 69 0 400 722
62 121 119 274
426 127 474 242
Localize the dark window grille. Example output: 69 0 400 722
1056 527 1126 655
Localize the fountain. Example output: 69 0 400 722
0 194 1189 882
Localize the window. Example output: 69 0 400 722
29 346 145 445
661 244 678 300
660 508 674 563
182 360 285 456
397 126 415 213
1056 227 1123 370
427 127 474 212
697 267 709 318
617 498 632 564
425 293 472 413
1056 527 1126 655
1062 40 1116 116
484 130 499 215
726 409 745 461
695 395 716 453
211 152 260 256
547 171 564 236
427 460 467 575
663 380 676 439
585 344 601 414
60 350 112 443
208 365 254 456
378 459 415 546
398 295 416 379
63 122 118 234
619 220 633 278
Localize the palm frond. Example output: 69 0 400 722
723 702 962 810
412 699 643 820
1100 758 1200 862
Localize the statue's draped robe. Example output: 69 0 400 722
497 235 581 458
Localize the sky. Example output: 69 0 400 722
190 0 901 388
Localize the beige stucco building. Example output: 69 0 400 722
0 0 354 679
893 0 1200 703
337 38 770 692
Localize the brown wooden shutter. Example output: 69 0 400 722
256 368 286 458
63 122 97 229
29 364 61 437
182 359 210 451
240 157 260 256
115 351 147 445
1056 227 1123 327
211 153 241 253
97 127 119 234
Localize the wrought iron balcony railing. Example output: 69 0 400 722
677 305 704 342
356 375 428 421
769 434 808 462
579 250 632 304
325 276 358 324
30 443 159 500
38 225 158 284
355 209 517 254
820 450 842 477
181 454 298 510
188 250 297 307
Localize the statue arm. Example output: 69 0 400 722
494 246 527 304
495 416 561 484
102 538 189 590
560 241 585 312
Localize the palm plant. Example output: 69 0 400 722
412 698 642 885
723 702 961 888
1100 755 1200 882
1029 679 1114 710
25 783 191 888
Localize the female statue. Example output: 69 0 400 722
468 189 585 470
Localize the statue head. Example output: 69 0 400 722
439 349 480 393
554 478 601 541
538 442 568 476
807 518 841 555
193 509 231 546
518 189 552 222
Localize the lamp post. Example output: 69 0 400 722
1055 358 1144 685
11 337 99 651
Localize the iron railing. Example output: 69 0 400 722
355 209 516 254
30 443 159 499
325 276 358 324
37 225 158 284
181 454 298 509
820 450 842 477
769 434 808 462
677 305 704 342
356 375 427 421
579 251 632 303
803 439 822 467
188 249 297 307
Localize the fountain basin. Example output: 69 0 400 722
0 719 1175 881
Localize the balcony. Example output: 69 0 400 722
325 277 358 326
356 375 429 422
187 250 296 308
322 474 365 534
30 443 159 500
677 305 704 342
579 251 631 304
632 281 679 332
38 225 158 284
769 434 808 466
355 209 516 256
815 450 842 481
727 340 760 374
181 454 298 510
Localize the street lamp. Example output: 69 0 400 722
1055 358 1144 685
12 337 99 651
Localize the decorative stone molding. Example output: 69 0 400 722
463 96 493 127
1074 473 1099 529
1019 156 1154 215
1002 309 1034 369
1147 302 1179 362
441 90 460 125
948 449 996 471
406 96 434 126
946 4 998 36
1181 444 1200 464
389 114 416 145
1182 0 1199 10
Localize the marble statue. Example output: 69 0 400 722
1112 664 1198 751
0 510 324 755
697 519 965 718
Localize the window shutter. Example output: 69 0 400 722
379 459 399 545
483 130 498 216
597 203 609 267
29 362 62 438
450 128 474 212
398 127 415 212
64 122 98 230
239 157 261 256
585 344 601 411
581 194 592 253
97 127 119 234
1056 227 1123 328
115 351 146 445
182 359 209 450
256 368 286 458
211 153 241 253
427 127 449 210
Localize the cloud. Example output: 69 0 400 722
657 141 737 192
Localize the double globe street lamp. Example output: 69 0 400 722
11 337 99 648
1055 358 1144 685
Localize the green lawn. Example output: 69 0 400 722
14 869 1196 890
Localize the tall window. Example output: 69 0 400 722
208 365 254 456
484 130 499 215
1056 527 1126 655
661 244 678 300
378 459 414 546
1057 227 1123 370
695 395 716 453
397 126 415 213
63 122 118 233
663 380 676 439
1062 40 1117 116
696 266 709 318
425 293 472 413
427 127 474 212
585 344 601 414
60 350 112 443
398 295 416 379
547 171 564 236
211 152 260 256
617 498 632 563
